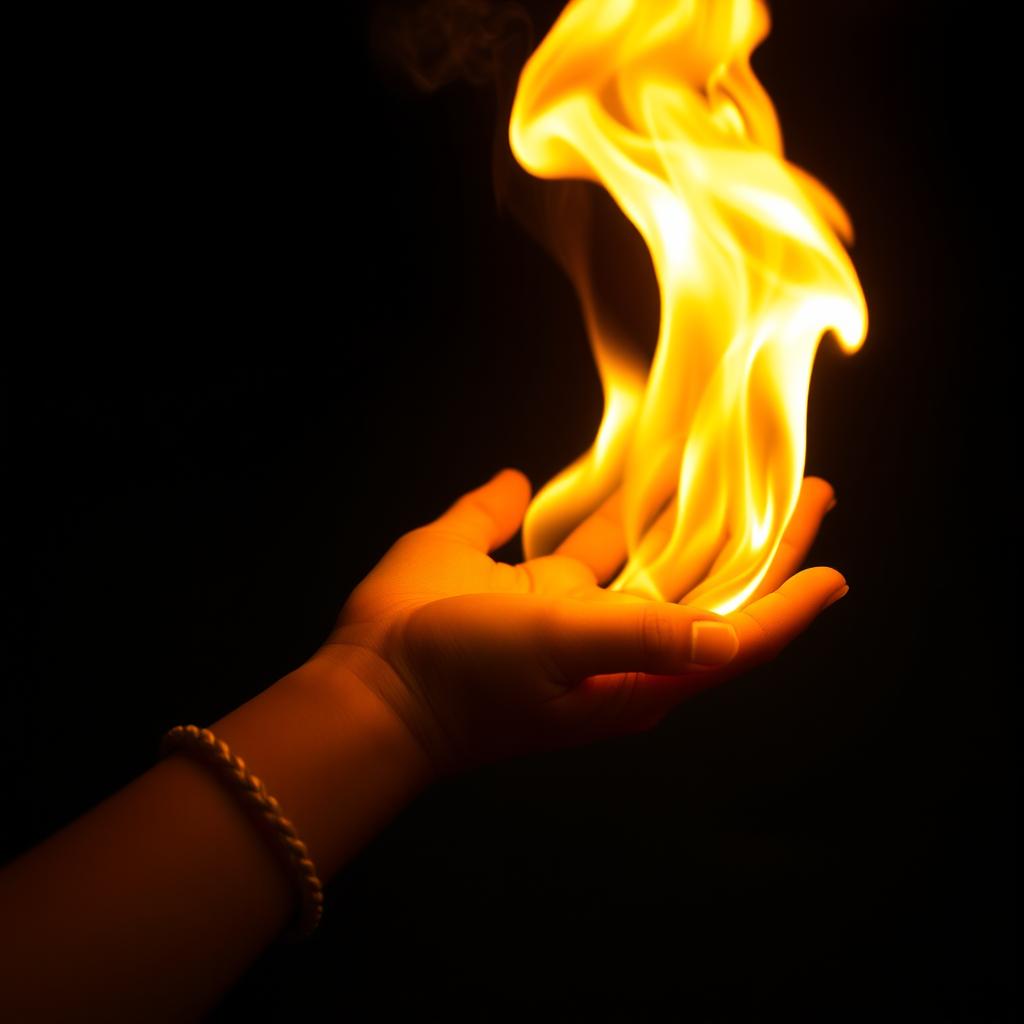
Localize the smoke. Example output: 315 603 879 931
370 0 532 94
371 0 660 375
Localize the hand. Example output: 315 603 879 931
319 469 846 781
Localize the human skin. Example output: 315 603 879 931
0 468 845 1021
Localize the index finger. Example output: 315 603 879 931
426 468 532 553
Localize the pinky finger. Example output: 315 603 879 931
750 477 836 601
727 565 848 669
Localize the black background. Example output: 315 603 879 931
3 1 1016 1019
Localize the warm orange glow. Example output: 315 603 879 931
510 0 867 613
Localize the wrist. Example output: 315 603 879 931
209 645 435 885
311 636 462 784
289 642 441 793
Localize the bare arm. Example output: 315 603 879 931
0 647 433 1022
0 468 844 1020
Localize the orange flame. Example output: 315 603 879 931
510 0 867 613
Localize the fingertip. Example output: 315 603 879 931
491 466 525 482
795 564 845 585
802 475 836 507
821 566 846 591
785 565 846 605
823 583 850 609
437 468 534 551
481 468 532 516
491 467 532 499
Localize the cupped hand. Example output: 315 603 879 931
321 469 847 781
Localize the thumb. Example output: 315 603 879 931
531 596 739 682
402 592 738 688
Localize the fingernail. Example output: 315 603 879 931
823 584 849 609
826 497 838 514
690 621 739 665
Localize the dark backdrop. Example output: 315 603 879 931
4 1 1015 1019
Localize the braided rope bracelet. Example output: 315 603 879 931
160 725 324 941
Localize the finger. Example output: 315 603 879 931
727 565 847 669
546 667 716 744
517 554 599 594
545 566 848 743
427 468 532 553
553 488 627 584
750 477 836 601
536 595 739 681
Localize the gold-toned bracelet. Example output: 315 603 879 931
160 725 324 942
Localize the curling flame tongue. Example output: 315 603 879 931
510 0 867 614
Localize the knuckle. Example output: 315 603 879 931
401 525 431 545
459 493 495 522
549 554 597 589
741 606 784 660
618 671 641 714
638 604 675 662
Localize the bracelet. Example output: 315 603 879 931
160 724 324 942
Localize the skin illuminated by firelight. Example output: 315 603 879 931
510 0 868 614
0 467 846 1021
329 468 846 773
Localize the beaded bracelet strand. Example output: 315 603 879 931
160 725 324 941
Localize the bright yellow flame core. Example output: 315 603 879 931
510 0 867 613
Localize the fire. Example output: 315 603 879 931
509 0 867 613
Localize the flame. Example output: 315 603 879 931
509 0 867 614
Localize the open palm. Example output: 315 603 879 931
326 469 846 780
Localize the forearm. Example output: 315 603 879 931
0 646 434 1022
